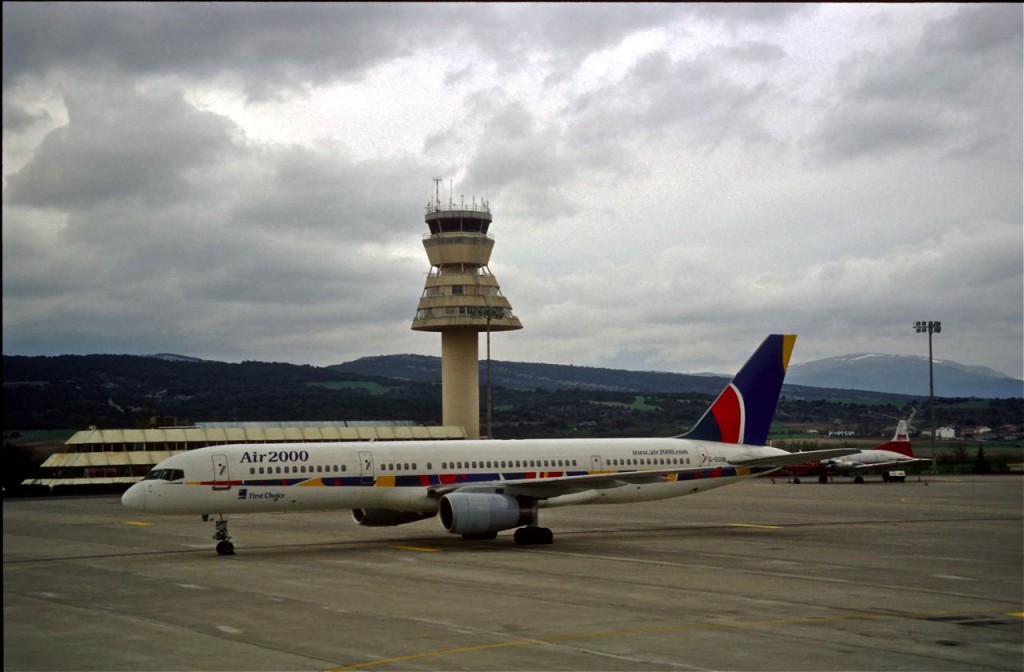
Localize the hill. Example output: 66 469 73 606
3 353 1020 435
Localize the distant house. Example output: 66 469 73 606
935 426 957 440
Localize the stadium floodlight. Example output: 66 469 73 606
913 321 942 446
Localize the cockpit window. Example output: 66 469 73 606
142 468 185 482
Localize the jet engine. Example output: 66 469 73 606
351 508 435 527
438 492 536 537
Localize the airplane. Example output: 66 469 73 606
781 417 932 484
122 334 860 555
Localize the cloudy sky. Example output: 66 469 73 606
3 3 1022 380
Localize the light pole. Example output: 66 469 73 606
484 305 505 440
913 320 941 447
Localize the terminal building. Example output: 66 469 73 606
25 421 465 489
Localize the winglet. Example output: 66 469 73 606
679 334 796 446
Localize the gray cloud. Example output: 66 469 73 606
8 81 239 210
2 3 458 98
3 3 1021 380
812 4 1022 164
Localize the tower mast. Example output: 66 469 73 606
412 183 522 439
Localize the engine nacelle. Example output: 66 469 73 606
351 508 435 527
438 493 536 536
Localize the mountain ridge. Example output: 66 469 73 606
330 352 1023 399
785 353 1022 398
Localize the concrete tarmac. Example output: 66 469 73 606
4 475 1022 671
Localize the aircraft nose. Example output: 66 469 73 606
121 482 147 512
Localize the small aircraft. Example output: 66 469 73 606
782 417 931 484
122 334 858 555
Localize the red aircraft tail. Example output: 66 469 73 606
876 419 913 457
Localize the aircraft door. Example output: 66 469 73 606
358 451 375 485
590 455 603 472
696 445 709 468
211 454 231 490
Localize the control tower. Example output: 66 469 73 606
412 180 522 439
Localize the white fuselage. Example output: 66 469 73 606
827 449 915 471
122 437 786 516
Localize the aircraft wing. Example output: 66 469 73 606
728 448 861 468
426 449 863 500
428 466 732 500
850 457 933 472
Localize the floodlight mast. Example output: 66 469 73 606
913 321 942 447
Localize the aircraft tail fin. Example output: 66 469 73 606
877 419 913 457
679 334 796 446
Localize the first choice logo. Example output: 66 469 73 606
239 490 286 502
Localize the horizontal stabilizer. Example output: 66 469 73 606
730 447 860 468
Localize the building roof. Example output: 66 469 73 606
65 424 465 445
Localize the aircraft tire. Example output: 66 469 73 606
514 526 553 545
461 531 498 541
792 477 801 484
818 474 829 484
854 475 864 484
216 541 235 556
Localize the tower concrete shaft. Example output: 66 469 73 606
412 188 522 439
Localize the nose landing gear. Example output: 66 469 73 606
204 514 235 555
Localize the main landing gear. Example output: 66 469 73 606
461 526 554 544
514 525 553 545
203 514 235 556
